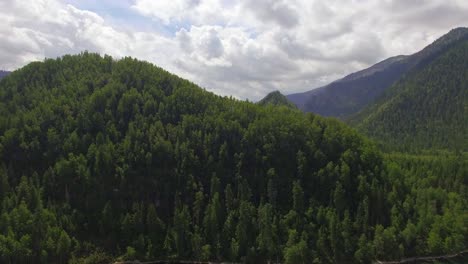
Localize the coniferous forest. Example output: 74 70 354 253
352 39 468 152
0 53 466 264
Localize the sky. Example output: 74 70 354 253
1 0 467 100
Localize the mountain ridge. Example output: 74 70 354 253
350 37 468 151
286 27 468 118
0 70 10 80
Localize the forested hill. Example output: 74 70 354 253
258 90 296 108
286 27 468 118
0 53 466 264
351 35 468 152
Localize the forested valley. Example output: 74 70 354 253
0 53 466 263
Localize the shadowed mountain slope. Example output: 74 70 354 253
287 27 468 119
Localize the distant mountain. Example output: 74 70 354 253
287 27 468 118
351 35 468 151
0 70 10 80
258 90 296 108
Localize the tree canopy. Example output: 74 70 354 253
0 53 466 263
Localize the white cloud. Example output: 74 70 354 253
131 0 197 25
242 0 299 28
0 0 179 73
1 0 468 100
131 0 231 26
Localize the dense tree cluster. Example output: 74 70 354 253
258 91 296 109
374 153 467 260
0 53 466 263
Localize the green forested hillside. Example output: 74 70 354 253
0 53 466 263
351 40 468 152
258 90 296 109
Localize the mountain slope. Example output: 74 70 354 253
0 53 388 263
0 53 465 263
287 55 411 118
351 39 468 151
0 70 10 80
287 27 468 118
258 90 297 108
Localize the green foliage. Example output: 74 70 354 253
69 250 113 264
379 153 468 259
283 237 309 264
258 90 297 109
0 53 465 263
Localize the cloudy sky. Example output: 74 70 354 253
1 0 467 100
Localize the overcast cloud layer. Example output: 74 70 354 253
1 0 467 100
